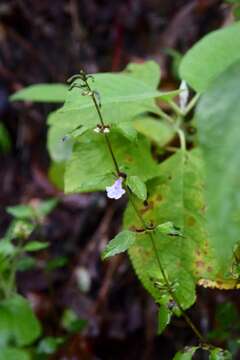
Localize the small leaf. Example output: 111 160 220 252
156 222 183 237
37 337 64 355
0 295 41 346
61 309 87 333
17 257 37 271
173 346 199 360
35 198 58 217
127 175 147 200
6 205 35 220
157 305 171 335
102 230 136 260
209 348 232 360
24 241 49 252
10 84 68 103
46 256 69 271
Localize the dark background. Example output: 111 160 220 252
0 1 239 359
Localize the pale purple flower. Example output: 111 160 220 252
106 177 126 200
179 80 189 111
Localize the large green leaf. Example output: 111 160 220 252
64 131 158 193
49 68 178 135
10 84 68 103
124 150 216 309
0 295 41 346
196 61 240 275
180 22 240 92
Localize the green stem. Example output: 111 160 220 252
177 128 186 152
169 94 200 118
81 71 206 344
183 94 200 116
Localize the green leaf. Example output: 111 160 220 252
37 336 64 355
124 60 161 88
6 205 35 220
209 348 232 360
35 198 58 217
24 241 49 252
17 256 37 271
10 84 68 103
46 256 69 271
133 115 175 147
196 61 240 274
65 131 158 193
124 150 216 309
0 348 30 360
50 66 178 137
0 239 15 257
180 22 240 92
127 175 147 200
0 295 41 346
157 305 171 335
173 346 199 360
102 230 136 260
61 309 87 333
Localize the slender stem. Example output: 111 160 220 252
169 100 184 117
169 93 200 118
183 94 200 116
157 107 174 123
85 79 121 175
177 128 186 152
80 71 207 344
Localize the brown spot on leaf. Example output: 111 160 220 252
156 194 163 202
125 155 133 163
140 201 154 214
207 266 213 273
196 260 205 268
187 216 196 226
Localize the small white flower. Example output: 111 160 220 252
103 127 110 133
179 80 189 111
106 177 126 200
